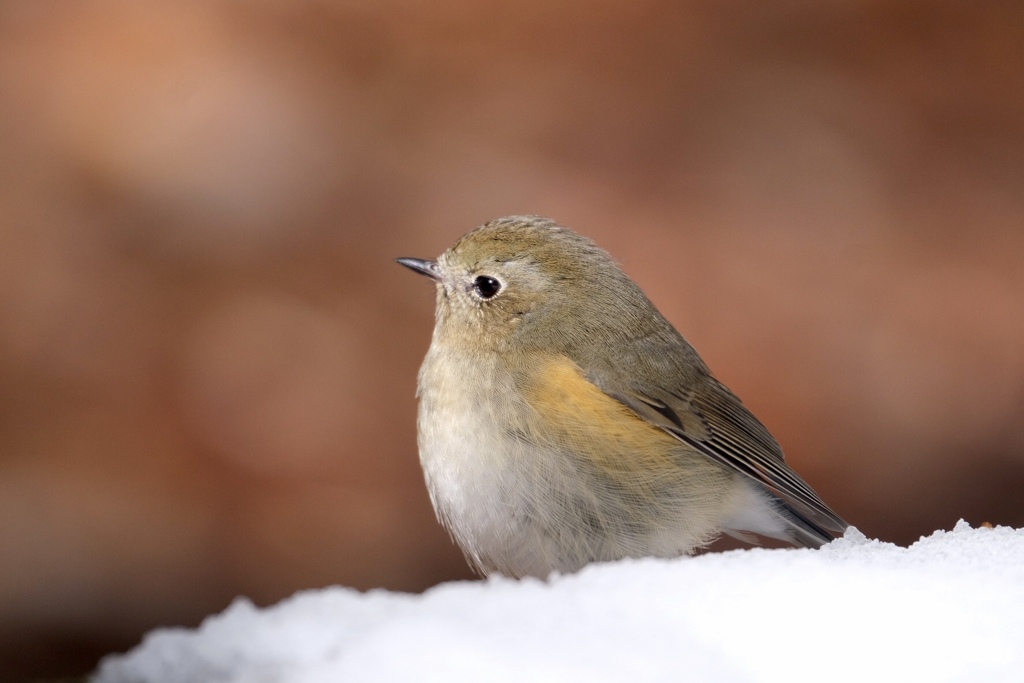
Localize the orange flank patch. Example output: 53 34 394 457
520 354 681 477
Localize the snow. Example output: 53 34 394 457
95 521 1024 683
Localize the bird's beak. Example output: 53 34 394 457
396 257 441 281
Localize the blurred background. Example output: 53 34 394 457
1 0 1023 679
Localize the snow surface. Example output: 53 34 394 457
95 521 1024 683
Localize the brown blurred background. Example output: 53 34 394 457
1 0 1023 679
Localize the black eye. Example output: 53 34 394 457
473 275 502 299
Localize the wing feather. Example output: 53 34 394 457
602 374 847 544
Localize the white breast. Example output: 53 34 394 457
414 343 751 578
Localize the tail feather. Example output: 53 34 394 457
723 480 848 549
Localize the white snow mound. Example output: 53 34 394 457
95 521 1024 683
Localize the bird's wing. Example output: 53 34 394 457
595 372 849 544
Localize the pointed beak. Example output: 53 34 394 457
396 257 441 281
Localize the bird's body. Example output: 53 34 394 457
400 216 847 578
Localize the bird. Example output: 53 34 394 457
397 215 848 578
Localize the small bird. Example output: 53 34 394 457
398 216 847 578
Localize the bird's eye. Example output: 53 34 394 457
473 275 502 299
